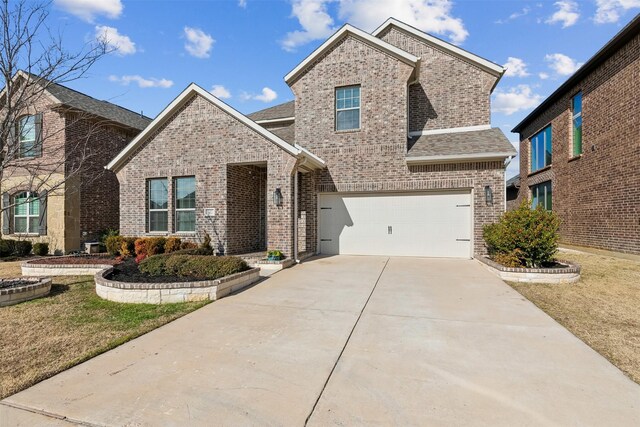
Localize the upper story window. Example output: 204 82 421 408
174 176 196 232
14 191 40 234
17 114 42 158
335 86 360 131
530 125 552 172
531 181 552 211
148 178 168 232
572 92 582 156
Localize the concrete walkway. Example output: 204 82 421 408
2 256 639 426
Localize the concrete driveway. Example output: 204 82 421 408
2 256 639 426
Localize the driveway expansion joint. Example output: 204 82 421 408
0 401 100 427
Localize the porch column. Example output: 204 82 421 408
266 155 297 258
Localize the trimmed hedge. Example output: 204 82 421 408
0 239 32 257
139 254 248 280
33 242 49 256
483 200 560 268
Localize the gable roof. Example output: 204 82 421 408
372 18 504 78
105 83 325 172
512 13 640 133
247 100 295 122
13 71 151 131
284 24 420 85
506 175 520 188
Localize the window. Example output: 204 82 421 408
335 86 360 131
572 92 582 156
174 177 196 232
531 181 552 211
14 192 39 233
148 178 168 232
17 115 41 158
530 125 552 172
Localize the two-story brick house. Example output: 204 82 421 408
1 72 151 253
512 14 639 255
107 18 516 259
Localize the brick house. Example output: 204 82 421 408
108 18 516 259
512 14 639 255
1 72 151 253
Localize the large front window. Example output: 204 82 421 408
148 178 168 232
531 181 552 211
174 176 196 232
530 125 552 172
14 192 39 233
335 86 360 131
18 115 41 158
572 92 582 156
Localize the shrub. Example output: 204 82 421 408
14 240 32 257
33 242 49 256
165 237 181 253
267 250 283 260
120 237 136 258
105 235 123 256
146 237 166 256
138 254 168 276
134 238 147 258
99 229 119 244
148 254 249 279
0 239 14 257
483 200 560 268
180 241 198 250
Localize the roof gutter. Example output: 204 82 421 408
406 151 517 165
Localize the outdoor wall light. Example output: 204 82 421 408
484 185 493 206
273 188 283 207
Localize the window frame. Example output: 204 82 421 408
147 178 169 233
530 125 552 173
13 191 40 234
571 91 583 157
531 181 552 211
335 85 361 131
174 176 196 233
17 114 41 158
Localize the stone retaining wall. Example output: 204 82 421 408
22 259 114 277
477 256 580 284
95 267 260 304
0 278 52 307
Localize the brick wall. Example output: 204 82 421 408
517 31 640 254
290 33 506 255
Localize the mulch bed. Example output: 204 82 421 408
29 256 120 266
108 260 206 283
0 279 39 290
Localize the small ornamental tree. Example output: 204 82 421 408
483 200 560 268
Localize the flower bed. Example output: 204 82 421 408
21 256 119 276
0 277 52 307
477 256 581 284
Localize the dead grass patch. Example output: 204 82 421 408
0 274 207 399
508 251 640 384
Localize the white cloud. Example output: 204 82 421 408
238 0 247 7
184 27 215 58
282 0 469 51
54 0 122 22
545 53 583 75
210 85 231 99
282 0 337 52
539 72 550 80
546 1 580 28
594 0 640 24
492 84 542 115
495 7 530 24
254 87 278 102
95 25 136 55
503 57 529 77
108 75 174 88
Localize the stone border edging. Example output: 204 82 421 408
0 278 52 307
95 267 261 304
21 257 114 277
476 256 581 284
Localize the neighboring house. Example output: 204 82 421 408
107 18 516 259
506 175 520 210
512 14 640 255
1 72 151 253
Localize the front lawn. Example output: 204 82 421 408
0 274 207 399
508 250 640 384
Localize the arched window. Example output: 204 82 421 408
17 114 42 157
14 192 40 234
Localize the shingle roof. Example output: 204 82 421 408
247 101 295 122
268 123 295 145
506 175 520 188
407 128 517 158
45 82 152 130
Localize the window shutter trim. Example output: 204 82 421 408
2 193 11 235
38 190 48 236
35 113 43 157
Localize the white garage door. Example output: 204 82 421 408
318 191 472 258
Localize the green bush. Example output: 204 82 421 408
99 229 119 244
483 200 560 268
139 254 248 279
13 240 32 257
105 235 123 256
0 239 14 257
33 242 49 256
138 254 169 276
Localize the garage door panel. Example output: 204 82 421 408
319 192 472 258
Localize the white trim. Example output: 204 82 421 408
106 83 325 172
284 24 419 84
406 152 516 165
254 116 295 125
372 18 504 77
408 125 491 137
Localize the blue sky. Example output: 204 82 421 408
47 0 639 177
